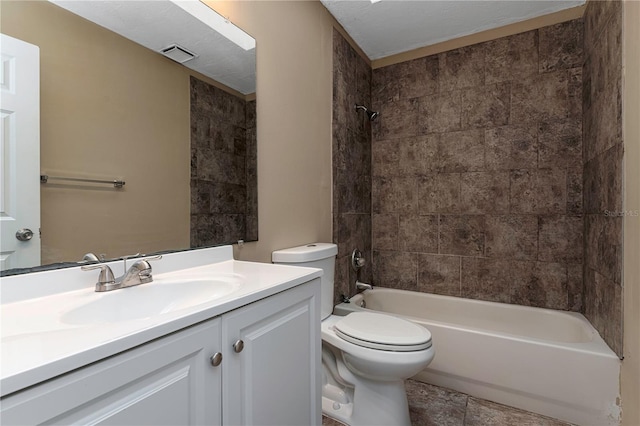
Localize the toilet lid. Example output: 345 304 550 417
333 312 432 352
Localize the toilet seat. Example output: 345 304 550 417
333 312 432 352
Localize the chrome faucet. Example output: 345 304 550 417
356 280 373 291
351 249 372 292
82 254 162 292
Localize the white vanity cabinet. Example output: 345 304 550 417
0 280 321 426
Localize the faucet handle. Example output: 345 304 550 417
81 264 116 286
131 255 162 270
351 249 365 271
130 255 163 283
130 255 162 271
121 254 162 270
139 254 162 263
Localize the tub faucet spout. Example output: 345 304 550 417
356 280 373 291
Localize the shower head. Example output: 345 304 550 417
355 104 379 121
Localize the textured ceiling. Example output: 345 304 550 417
50 1 256 95
321 0 585 60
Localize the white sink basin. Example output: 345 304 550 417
61 277 242 325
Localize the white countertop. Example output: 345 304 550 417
0 246 322 397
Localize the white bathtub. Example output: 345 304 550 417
334 288 620 426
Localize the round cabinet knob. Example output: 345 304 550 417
233 339 244 353
210 352 223 367
15 228 34 241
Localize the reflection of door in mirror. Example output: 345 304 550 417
0 34 41 271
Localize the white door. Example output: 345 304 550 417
0 33 40 271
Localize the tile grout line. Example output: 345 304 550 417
462 393 470 426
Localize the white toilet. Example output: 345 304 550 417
272 243 435 426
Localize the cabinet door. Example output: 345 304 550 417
222 279 321 426
0 318 222 426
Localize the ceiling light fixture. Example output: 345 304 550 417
370 0 382 3
169 0 255 51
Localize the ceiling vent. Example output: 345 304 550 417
160 44 197 63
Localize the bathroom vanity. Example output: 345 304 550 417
0 246 322 425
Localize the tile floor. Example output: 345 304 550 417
322 380 573 426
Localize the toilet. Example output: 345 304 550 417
272 243 435 426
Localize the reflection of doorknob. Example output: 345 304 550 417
15 228 34 241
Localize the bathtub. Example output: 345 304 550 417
334 288 621 426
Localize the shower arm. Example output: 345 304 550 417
354 104 379 121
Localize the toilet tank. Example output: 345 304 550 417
272 243 338 320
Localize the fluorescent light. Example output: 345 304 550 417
370 0 383 3
170 1 255 51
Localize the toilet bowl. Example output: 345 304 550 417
321 313 434 425
272 243 435 426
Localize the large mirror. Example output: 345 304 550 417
0 0 257 275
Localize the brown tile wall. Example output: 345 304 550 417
582 0 623 357
332 29 372 303
190 77 258 246
246 100 258 242
370 19 584 311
